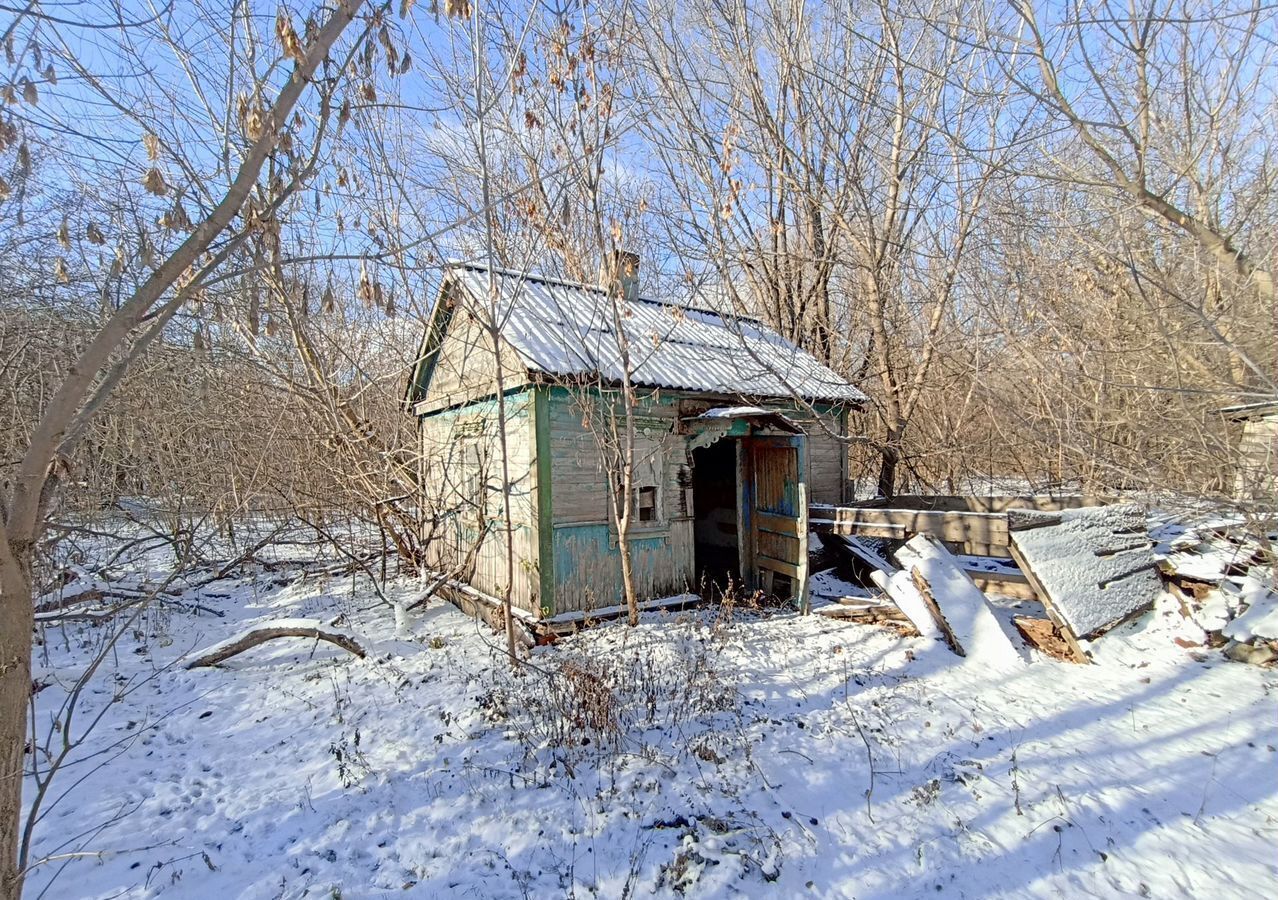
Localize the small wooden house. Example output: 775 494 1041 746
1223 400 1278 501
405 262 865 623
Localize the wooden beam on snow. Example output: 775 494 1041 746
966 569 1037 601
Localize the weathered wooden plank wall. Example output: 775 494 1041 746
415 303 530 414
1235 415 1277 500
418 390 538 612
760 402 847 505
419 383 855 619
749 437 808 597
547 387 695 614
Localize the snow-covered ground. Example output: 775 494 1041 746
25 558 1278 898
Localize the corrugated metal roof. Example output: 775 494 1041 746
449 264 866 404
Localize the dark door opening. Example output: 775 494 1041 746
692 439 740 596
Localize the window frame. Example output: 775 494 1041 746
636 485 658 523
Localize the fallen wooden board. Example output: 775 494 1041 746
966 570 1037 601
814 600 919 635
1012 616 1087 663
909 568 966 656
810 519 908 540
832 534 895 576
1006 509 1062 532
828 495 1109 513
1008 505 1160 644
870 569 943 643
810 507 1010 549
896 535 1025 670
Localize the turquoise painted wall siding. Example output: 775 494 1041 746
552 524 694 612
544 387 695 614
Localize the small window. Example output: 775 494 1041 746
637 486 658 522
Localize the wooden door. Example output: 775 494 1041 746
747 435 809 607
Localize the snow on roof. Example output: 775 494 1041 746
448 264 866 404
693 406 804 434
697 405 771 418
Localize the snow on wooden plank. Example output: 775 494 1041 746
870 569 943 642
896 535 1025 670
813 597 918 634
1008 505 1161 640
833 534 895 575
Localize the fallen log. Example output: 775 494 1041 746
33 583 180 614
33 587 105 615
186 619 367 669
34 608 122 624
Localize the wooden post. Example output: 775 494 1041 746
530 386 555 617
797 482 810 613
736 439 755 590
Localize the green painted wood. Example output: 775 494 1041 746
839 406 850 505
551 524 690 612
532 386 556 616
418 384 537 419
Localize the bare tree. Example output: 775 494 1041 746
502 2 654 625
634 0 1013 496
412 0 652 626
1005 0 1276 309
955 0 1278 507
0 3 372 894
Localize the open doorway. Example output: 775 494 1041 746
691 439 739 595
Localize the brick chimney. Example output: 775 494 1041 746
603 249 640 304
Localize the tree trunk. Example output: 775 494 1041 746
615 412 639 627
877 440 901 500
0 548 33 900
618 517 638 627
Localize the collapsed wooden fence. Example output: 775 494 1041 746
809 495 1160 661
